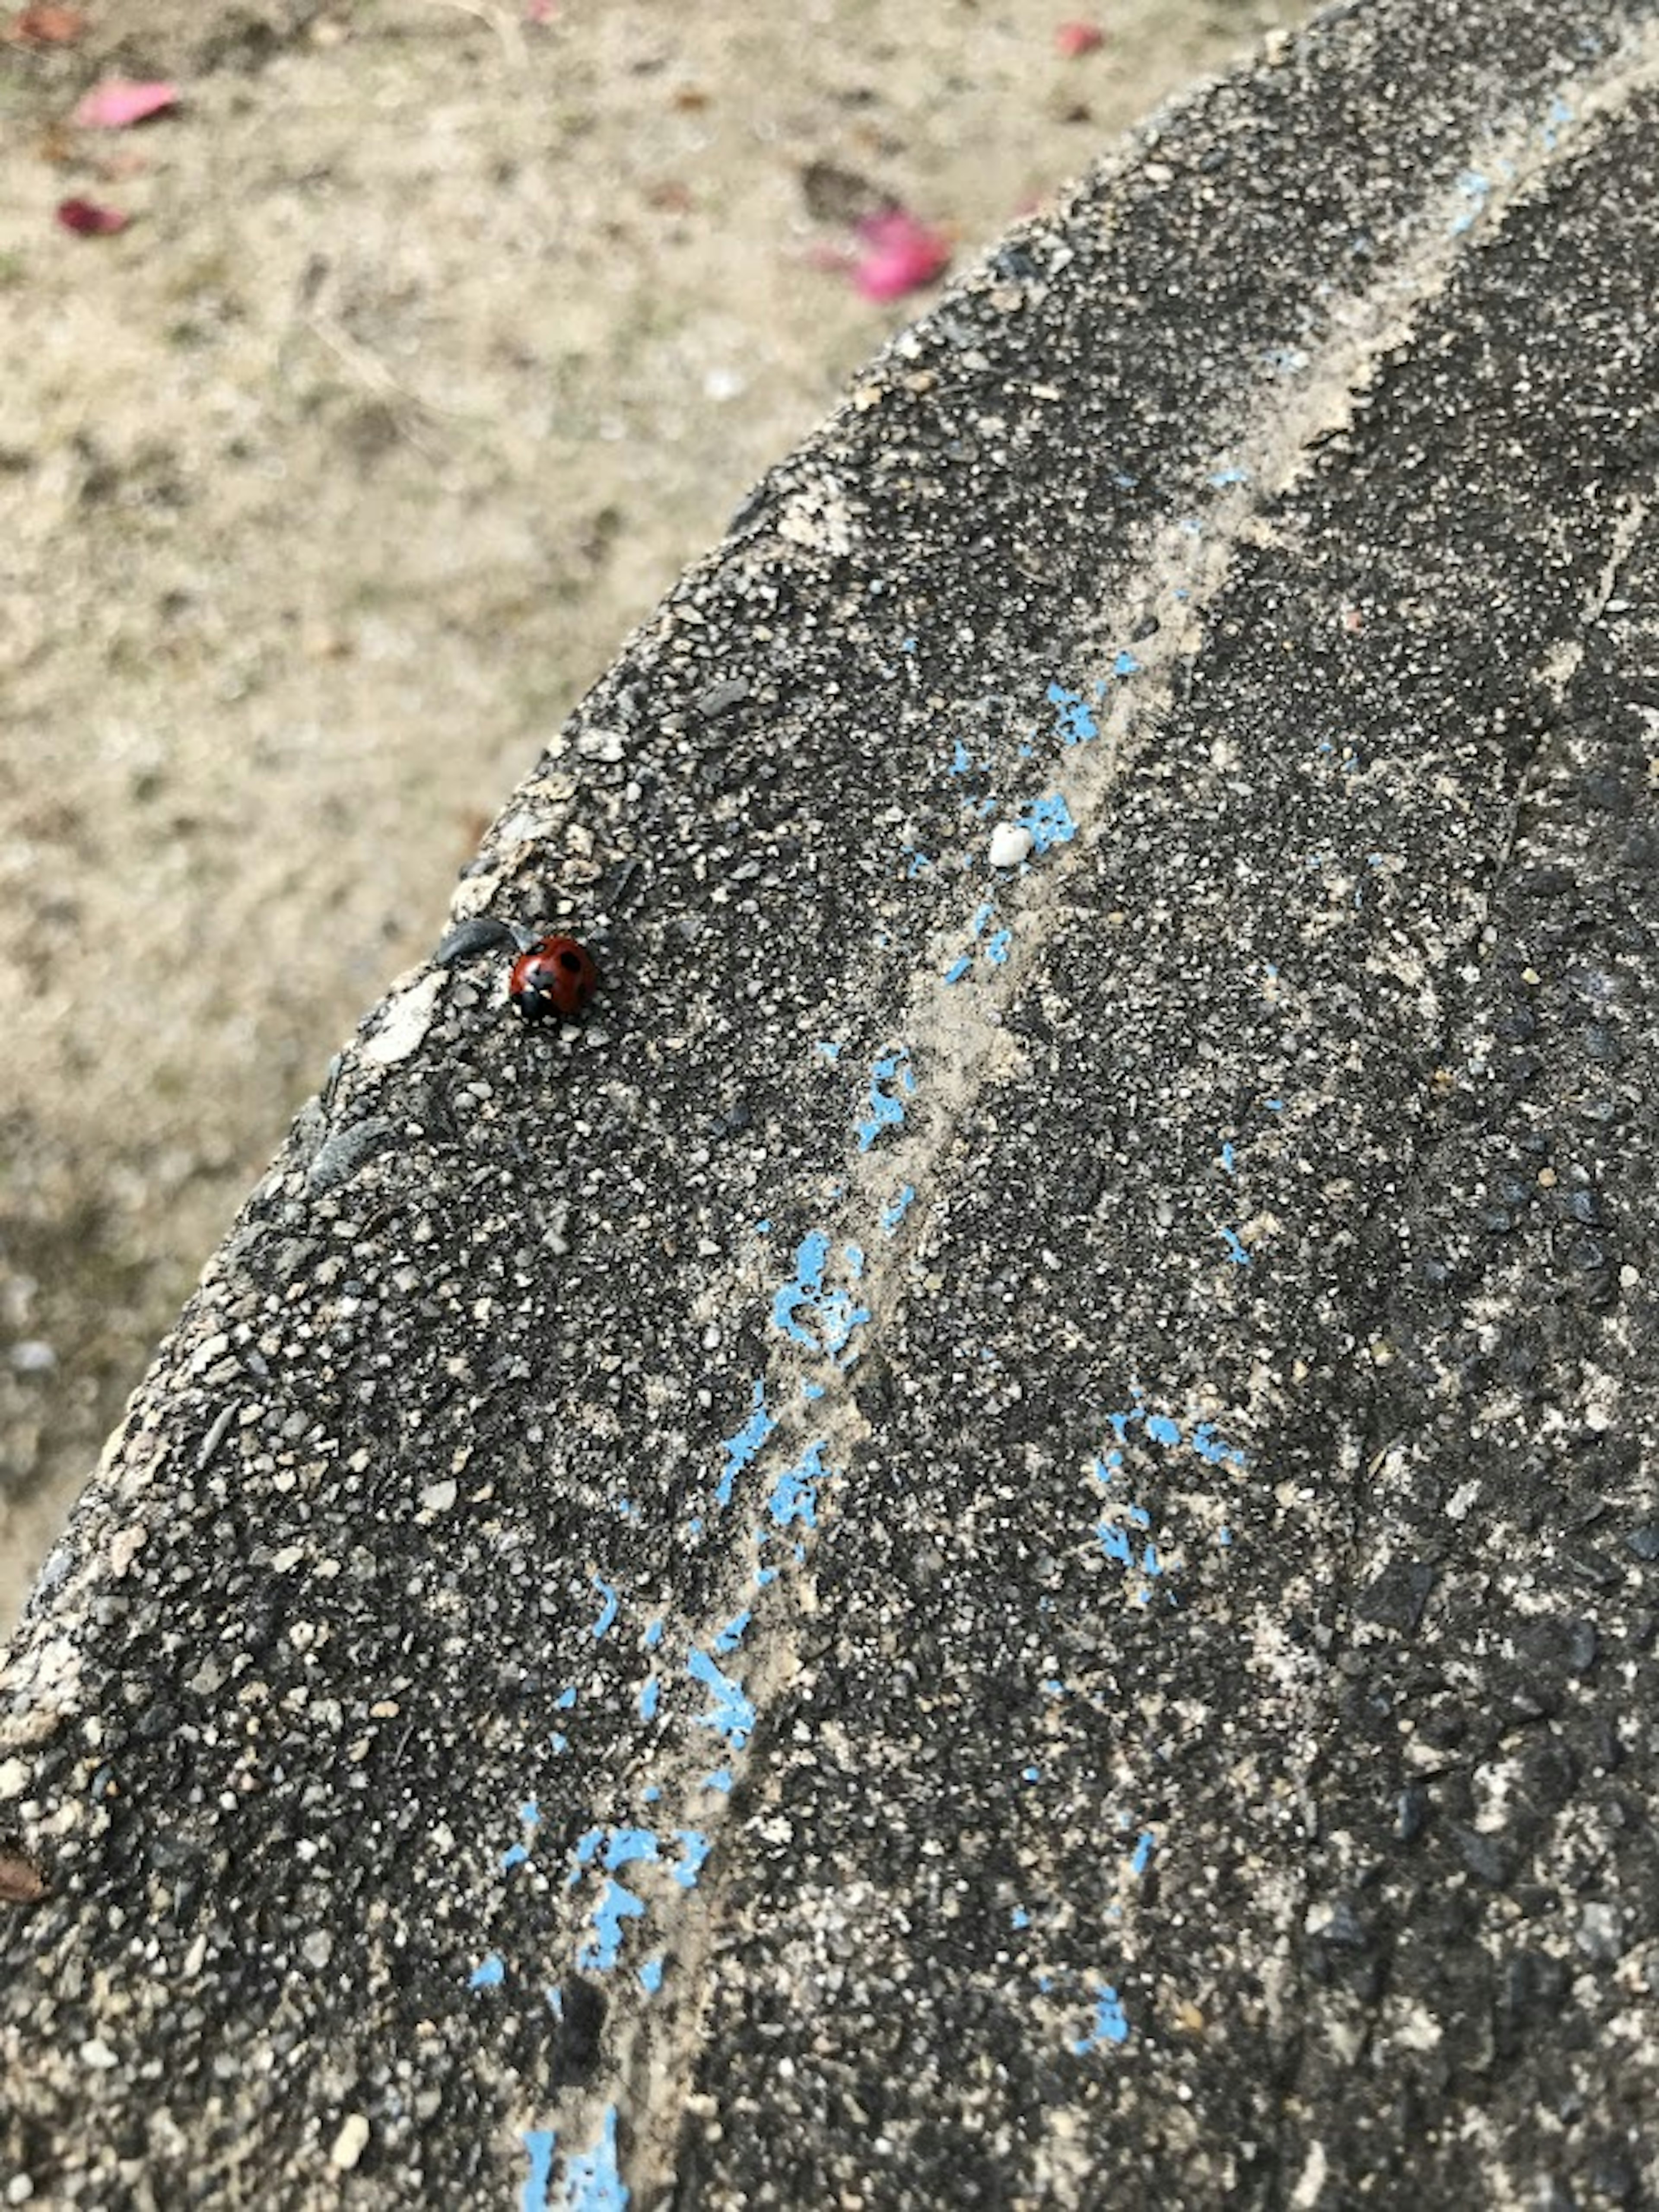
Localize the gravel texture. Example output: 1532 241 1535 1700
4 0 1659 2205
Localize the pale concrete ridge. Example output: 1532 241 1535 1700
5 0 1659 2204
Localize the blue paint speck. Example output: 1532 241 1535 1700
470 1954 504 1990
944 955 973 984
1072 1984 1131 2052
578 1879 646 1972
1020 791 1077 853
1145 1414 1180 1448
521 2128 556 2212
565 2105 630 2212
674 1830 712 1888
688 1647 756 1746
985 928 1012 966
1131 1831 1156 1877
639 1957 664 1995
1048 683 1099 745
717 1380 776 1507
712 1610 752 1654
882 1184 916 1233
769 1440 830 1530
591 1575 620 1640
702 1767 734 1794
638 1677 661 1721
857 1048 916 1151
1220 1226 1251 1266
555 1687 577 1711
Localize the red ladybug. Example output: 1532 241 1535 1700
508 934 600 1024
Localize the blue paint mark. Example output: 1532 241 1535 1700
858 1047 916 1151
1072 1985 1131 2052
674 1830 713 1888
1041 1678 1064 1695
642 1785 660 1805
1113 648 1141 677
753 1217 771 1235
638 1677 661 1721
970 900 996 937
985 928 1012 966
882 1183 916 1234
1145 1414 1180 1448
579 1880 646 1972
950 739 973 775
906 849 933 877
1207 466 1249 488
702 1767 734 1794
688 1647 756 1747
565 2106 629 2212
1020 791 1077 853
801 1378 825 1402
814 1039 843 1063
470 1954 504 1989
944 955 973 983
1451 169 1490 234
521 2128 556 2212
550 1731 569 1754
1023 1765 1042 1783
712 1610 752 1654
1012 1907 1031 1929
1098 1521 1134 1568
572 1827 605 1874
1048 683 1099 745
1220 1227 1251 1267
1219 1526 1233 1546
591 1576 620 1640
717 1380 776 1507
1220 1141 1236 1173
555 1687 577 1711
769 1440 830 1530
1265 1097 1284 1113
771 1235 870 1360
639 1957 664 1995
1131 1831 1156 1877
502 1843 530 1870
644 1619 664 1650
605 1828 658 1871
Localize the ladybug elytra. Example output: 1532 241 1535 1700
508 934 600 1024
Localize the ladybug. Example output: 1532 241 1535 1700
508 934 600 1024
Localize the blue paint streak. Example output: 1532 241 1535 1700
944 956 973 983
717 1381 776 1506
950 739 973 774
555 1687 577 1710
1220 1226 1251 1266
688 1647 756 1746
1011 1907 1031 1929
1145 1414 1180 1447
638 1677 661 1721
521 2128 556 2212
644 1619 664 1650
713 1610 752 1654
814 1039 843 1063
639 1957 664 1995
470 1954 504 1989
1220 1141 1236 1173
1131 1831 1156 1877
985 928 1012 966
702 1767 734 1794
501 1843 530 1870
1112 648 1141 676
591 1576 620 1640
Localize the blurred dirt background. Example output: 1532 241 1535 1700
0 0 1306 1635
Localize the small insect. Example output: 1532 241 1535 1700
508 934 601 1024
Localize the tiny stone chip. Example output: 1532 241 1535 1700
988 823 1033 869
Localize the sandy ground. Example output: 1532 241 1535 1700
0 0 1306 1636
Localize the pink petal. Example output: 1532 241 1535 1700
56 196 131 235
73 78 179 130
851 209 950 304
524 0 557 17
1055 21 1105 57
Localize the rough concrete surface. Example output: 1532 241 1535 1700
6 0 1659 2205
0 0 1302 1634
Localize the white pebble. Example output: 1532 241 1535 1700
331 2115 371 2172
988 823 1033 869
